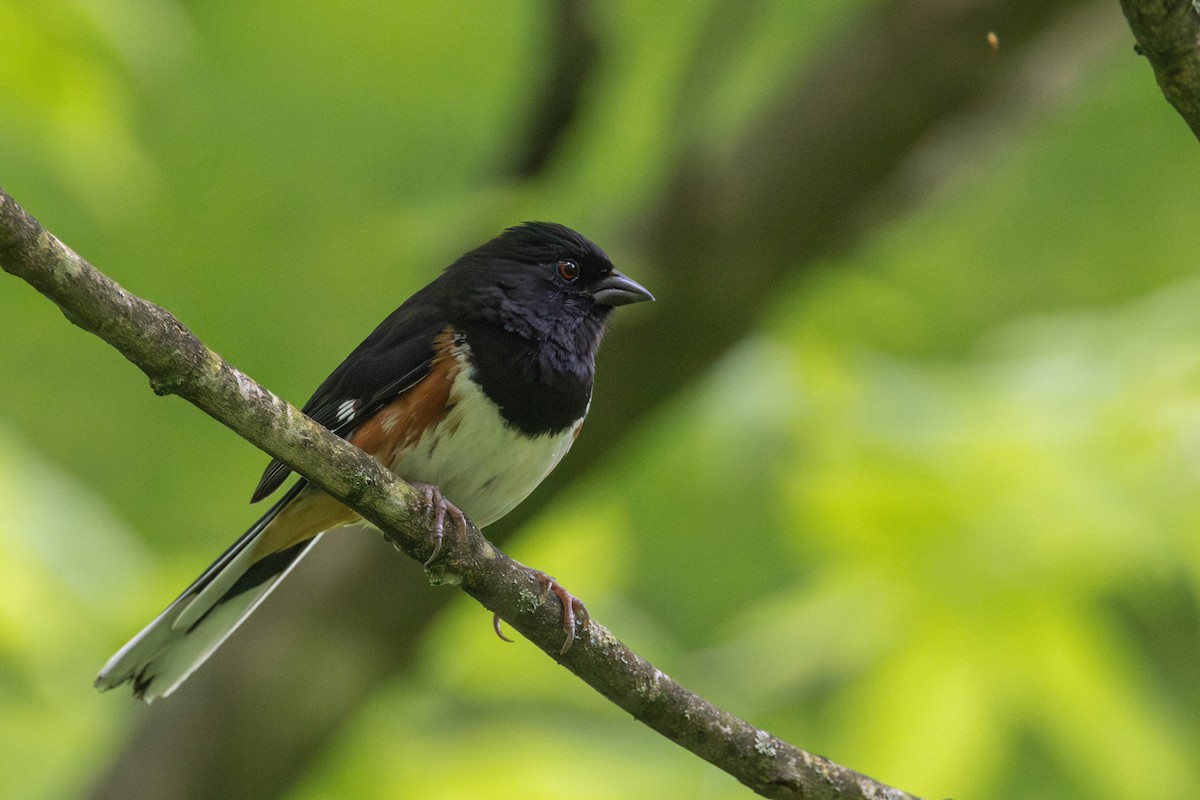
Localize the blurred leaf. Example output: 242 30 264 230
0 426 149 800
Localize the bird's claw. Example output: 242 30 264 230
537 570 589 654
491 571 588 654
408 489 586 654
412 482 468 568
492 612 514 643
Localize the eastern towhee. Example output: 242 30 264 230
95 222 653 702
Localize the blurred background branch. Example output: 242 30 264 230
510 0 602 177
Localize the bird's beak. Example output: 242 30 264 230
590 270 655 307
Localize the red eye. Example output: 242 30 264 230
557 259 580 282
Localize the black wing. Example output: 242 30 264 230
250 289 451 503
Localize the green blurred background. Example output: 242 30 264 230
3 1 1199 798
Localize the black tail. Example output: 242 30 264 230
95 483 320 702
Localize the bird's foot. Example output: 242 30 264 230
492 569 590 655
411 482 468 567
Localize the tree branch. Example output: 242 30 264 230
0 187 918 800
1119 0 1200 139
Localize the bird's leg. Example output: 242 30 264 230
536 571 590 655
411 482 468 567
492 568 590 655
408 483 587 654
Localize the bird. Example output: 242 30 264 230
94 221 654 702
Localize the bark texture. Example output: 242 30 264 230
1120 0 1200 139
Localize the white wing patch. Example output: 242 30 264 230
335 399 358 423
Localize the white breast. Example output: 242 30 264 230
389 362 584 528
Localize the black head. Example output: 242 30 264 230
441 221 653 357
428 222 652 435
